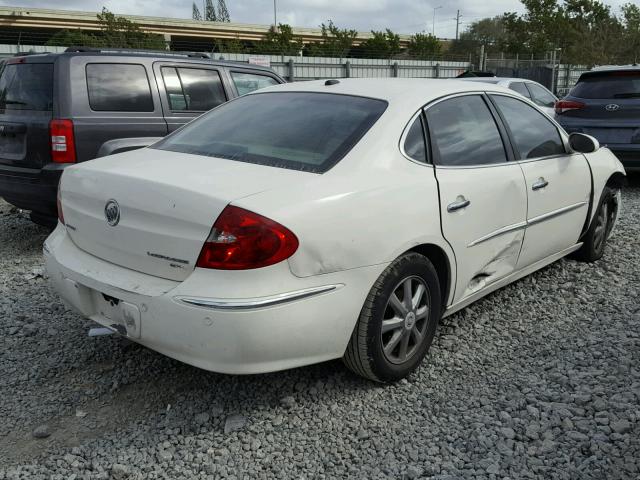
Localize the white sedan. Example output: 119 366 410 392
459 77 558 117
45 79 625 382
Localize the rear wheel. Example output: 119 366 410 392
343 253 442 382
573 186 618 262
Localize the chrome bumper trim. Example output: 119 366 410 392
177 284 344 311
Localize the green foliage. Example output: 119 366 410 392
407 33 442 59
306 21 358 57
217 36 246 53
46 8 166 49
205 0 217 21
620 3 640 63
192 3 202 21
358 29 401 58
217 0 230 22
254 24 303 56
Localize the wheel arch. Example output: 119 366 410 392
406 243 453 309
605 171 627 189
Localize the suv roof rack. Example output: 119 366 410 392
64 47 211 59
14 51 52 57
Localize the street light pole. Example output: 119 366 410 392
432 6 442 36
273 0 277 27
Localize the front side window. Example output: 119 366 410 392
426 95 507 167
86 64 153 112
527 83 556 108
0 63 53 111
492 95 565 159
403 116 427 163
154 92 387 173
509 82 531 99
162 67 226 111
231 71 279 96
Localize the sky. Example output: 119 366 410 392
10 0 630 39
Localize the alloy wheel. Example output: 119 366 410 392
381 276 430 365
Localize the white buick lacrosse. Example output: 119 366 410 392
45 78 625 382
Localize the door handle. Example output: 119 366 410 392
447 196 471 212
532 178 549 191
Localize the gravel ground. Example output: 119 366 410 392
0 176 638 480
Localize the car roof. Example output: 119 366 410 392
13 50 277 73
253 78 517 108
460 77 541 85
590 64 640 72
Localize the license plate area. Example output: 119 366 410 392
90 290 141 339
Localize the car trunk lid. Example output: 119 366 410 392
0 61 54 169
60 148 313 282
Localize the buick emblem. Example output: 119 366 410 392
605 104 620 112
104 199 120 226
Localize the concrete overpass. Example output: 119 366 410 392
0 6 415 47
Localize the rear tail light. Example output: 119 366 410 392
196 205 299 270
555 100 585 115
56 180 65 225
49 119 76 163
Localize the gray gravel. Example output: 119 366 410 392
0 177 639 479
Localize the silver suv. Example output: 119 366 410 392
0 48 284 225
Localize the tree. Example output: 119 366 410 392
217 36 246 53
47 8 166 49
97 8 166 49
358 29 401 58
407 33 441 59
217 0 230 22
192 3 202 21
254 24 303 55
621 3 640 62
306 21 357 57
205 0 217 21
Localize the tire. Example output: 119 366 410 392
343 252 442 382
573 186 618 262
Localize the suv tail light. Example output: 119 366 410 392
56 180 65 225
50 119 76 163
555 100 585 115
196 205 299 270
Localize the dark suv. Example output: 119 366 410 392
0 48 285 224
555 66 640 169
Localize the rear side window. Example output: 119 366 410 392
492 95 565 159
527 83 556 108
403 116 427 163
231 71 279 96
509 82 531 99
426 95 507 167
154 92 388 173
161 67 226 112
571 72 640 99
0 63 53 111
86 64 153 112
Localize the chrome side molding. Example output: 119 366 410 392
177 284 344 311
467 221 527 247
528 201 588 226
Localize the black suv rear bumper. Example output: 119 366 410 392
0 163 68 216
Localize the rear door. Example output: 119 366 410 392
153 62 229 132
489 93 591 268
68 58 168 162
0 59 54 170
426 94 528 302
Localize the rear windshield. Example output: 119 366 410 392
0 63 54 111
153 92 388 173
571 72 640 99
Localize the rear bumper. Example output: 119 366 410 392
558 119 640 168
0 163 68 214
44 225 386 374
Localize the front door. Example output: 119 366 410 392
489 94 591 268
426 94 528 303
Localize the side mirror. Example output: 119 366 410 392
569 133 600 154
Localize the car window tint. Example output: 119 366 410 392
161 67 188 110
162 67 226 112
0 63 53 111
571 72 640 99
231 72 279 96
86 64 153 112
509 82 531 98
426 95 507 166
492 95 565 159
527 83 556 108
154 92 387 173
403 116 427 163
